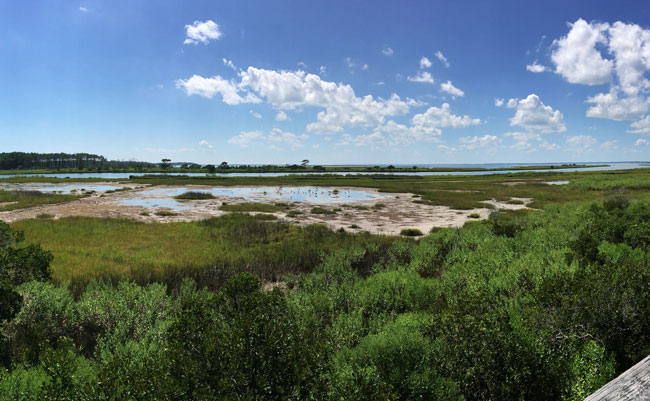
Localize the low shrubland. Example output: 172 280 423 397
3 180 650 399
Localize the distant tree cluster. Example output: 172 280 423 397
0 152 154 170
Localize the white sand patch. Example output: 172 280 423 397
0 184 535 235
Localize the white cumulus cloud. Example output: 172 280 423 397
420 56 432 69
565 135 597 153
440 80 464 97
509 94 566 134
407 71 435 84
635 138 649 146
175 75 260 105
228 131 264 147
550 19 613 85
494 98 505 107
629 115 650 134
275 111 289 121
199 140 213 149
184 20 222 45
586 89 648 121
526 61 548 73
459 135 502 151
382 45 394 56
435 50 450 68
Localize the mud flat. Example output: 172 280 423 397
0 184 532 235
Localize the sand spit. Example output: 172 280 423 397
0 184 533 236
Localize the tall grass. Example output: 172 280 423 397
0 190 82 211
13 214 396 294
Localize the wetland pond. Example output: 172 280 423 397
120 186 389 210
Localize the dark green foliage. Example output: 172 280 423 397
399 228 423 236
174 191 216 200
167 273 313 400
2 199 650 399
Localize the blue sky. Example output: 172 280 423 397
2 0 650 165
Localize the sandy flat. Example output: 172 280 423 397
0 184 532 235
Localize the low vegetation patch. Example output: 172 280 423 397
13 214 396 293
154 210 179 217
174 191 216 200
0 190 82 211
220 202 282 213
310 207 336 215
36 213 55 219
400 228 423 236
468 213 481 219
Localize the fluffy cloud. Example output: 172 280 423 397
267 128 307 149
179 66 481 146
636 138 649 146
184 20 222 45
382 46 394 56
608 21 650 96
435 51 450 68
227 131 264 147
565 135 597 153
222 58 237 71
238 67 421 133
494 98 505 107
411 103 480 129
586 89 648 121
338 132 386 150
526 61 548 73
509 94 566 133
275 111 289 121
420 56 432 69
440 80 464 97
199 140 213 149
550 19 650 123
504 131 542 151
369 104 481 145
629 115 650 134
249 110 262 119
407 71 435 84
228 129 306 150
175 75 260 105
459 135 502 151
600 140 619 150
550 19 613 85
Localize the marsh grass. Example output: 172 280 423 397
220 202 283 213
36 213 55 219
400 228 423 236
0 190 82 211
13 214 396 294
468 213 481 219
154 210 178 217
174 191 216 200
310 207 336 215
3 168 650 210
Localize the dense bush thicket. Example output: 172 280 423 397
1 199 650 400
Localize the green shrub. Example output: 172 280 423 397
174 191 216 200
154 210 178 217
400 228 423 236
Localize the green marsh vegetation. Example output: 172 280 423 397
174 191 216 200
219 202 284 213
0 190 82 211
2 168 650 399
12 214 395 294
3 196 650 399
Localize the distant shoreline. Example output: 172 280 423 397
0 163 609 176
